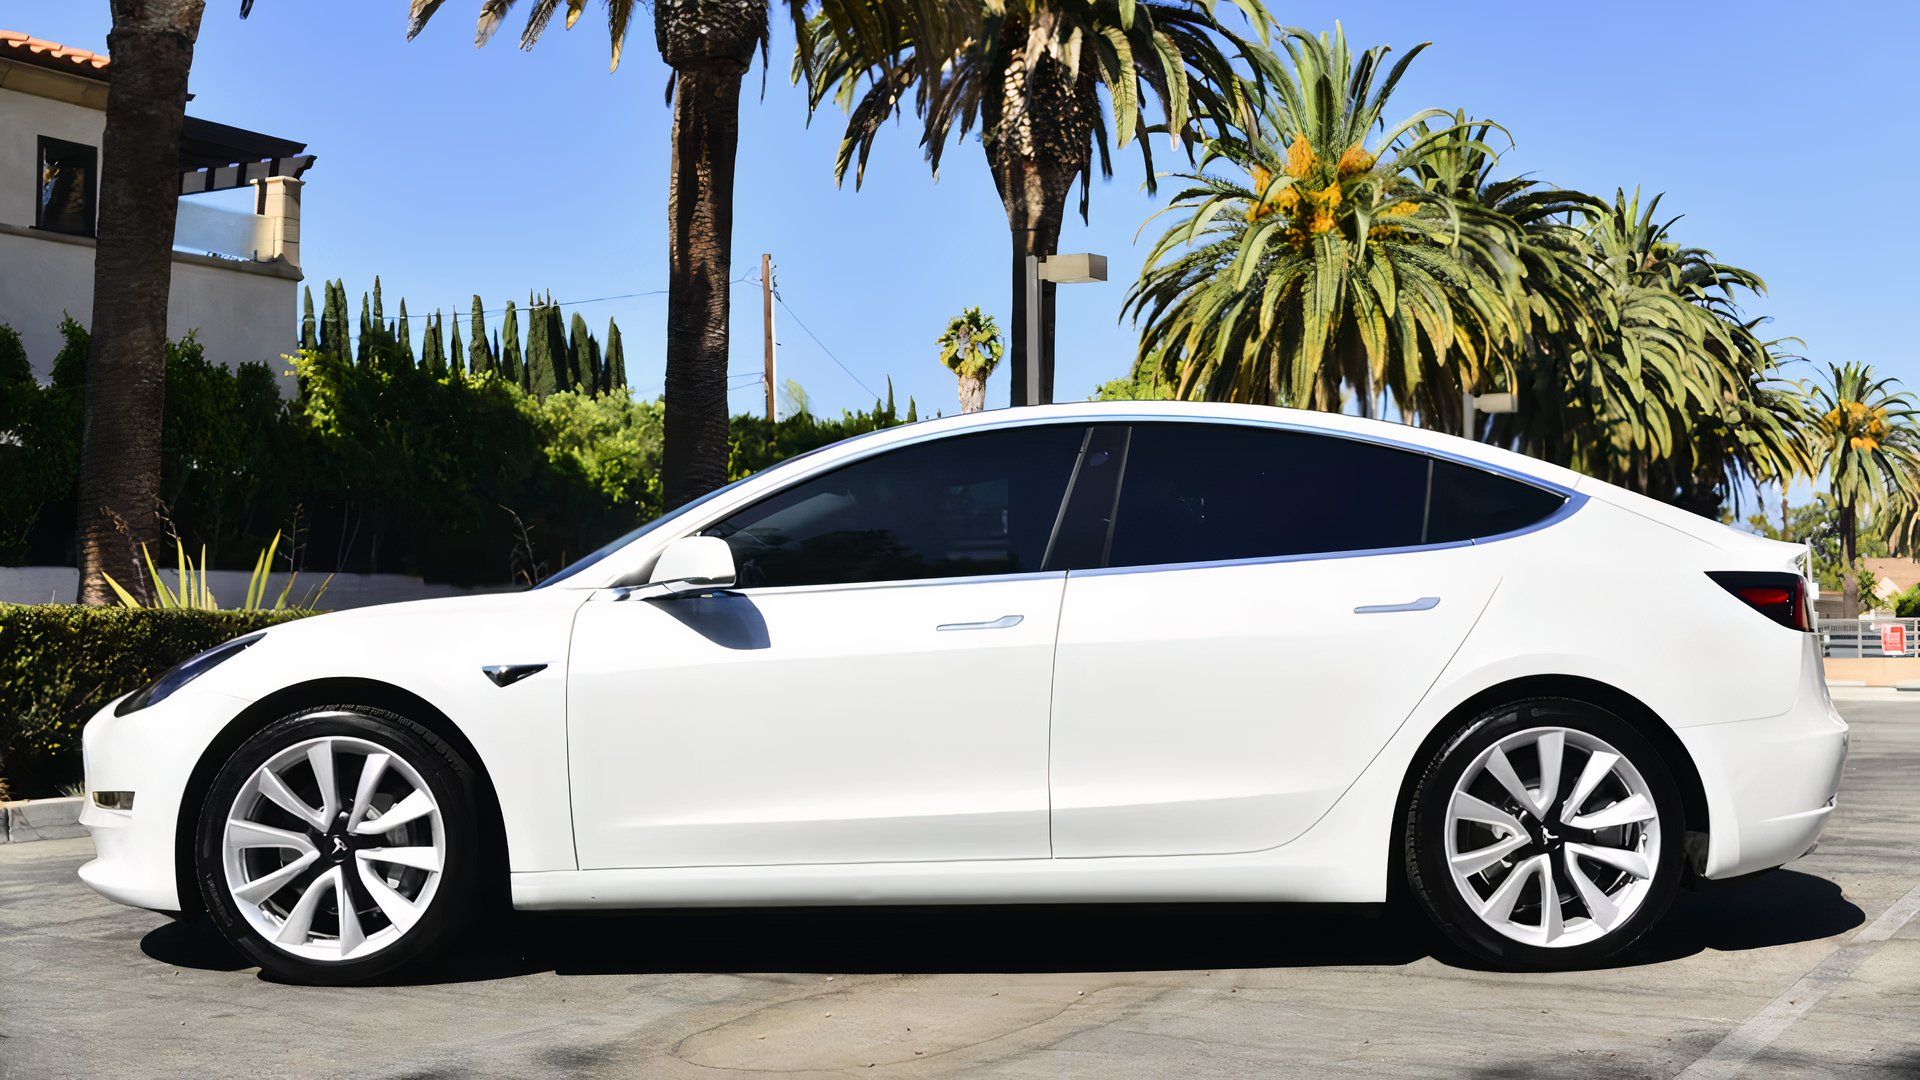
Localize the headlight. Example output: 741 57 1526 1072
115 632 265 716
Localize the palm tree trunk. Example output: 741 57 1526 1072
1840 501 1860 618
74 1 204 605
660 63 745 508
957 373 986 413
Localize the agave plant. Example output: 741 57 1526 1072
1810 362 1920 616
1126 27 1524 417
103 531 329 612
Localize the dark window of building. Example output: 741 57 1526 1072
705 425 1086 588
1107 423 1431 567
37 136 97 236
1425 457 1566 543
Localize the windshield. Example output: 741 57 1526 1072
533 433 881 588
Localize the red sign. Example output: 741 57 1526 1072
1883 623 1907 657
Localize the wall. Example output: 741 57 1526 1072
1822 657 1920 688
0 84 298 386
0 566 505 611
0 225 298 387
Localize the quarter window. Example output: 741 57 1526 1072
37 137 97 237
705 425 1086 588
1425 457 1565 542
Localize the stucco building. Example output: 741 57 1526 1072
0 30 312 383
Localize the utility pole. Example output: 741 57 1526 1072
761 253 776 423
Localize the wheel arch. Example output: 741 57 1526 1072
1388 673 1711 895
172 677 511 918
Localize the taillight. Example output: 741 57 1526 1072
1707 571 1813 631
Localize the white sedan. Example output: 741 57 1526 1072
78 402 1847 983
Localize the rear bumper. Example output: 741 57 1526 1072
1681 638 1847 879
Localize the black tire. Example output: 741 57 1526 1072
195 705 481 984
1403 697 1685 969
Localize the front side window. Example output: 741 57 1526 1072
37 137 97 236
705 425 1086 588
1108 423 1431 567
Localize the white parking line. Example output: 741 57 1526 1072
1674 881 1920 1079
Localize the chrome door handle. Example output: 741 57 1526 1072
1354 597 1440 614
936 615 1024 631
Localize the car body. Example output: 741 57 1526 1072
78 401 1848 978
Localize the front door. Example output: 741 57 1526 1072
568 422 1090 869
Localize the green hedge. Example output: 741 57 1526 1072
0 604 312 798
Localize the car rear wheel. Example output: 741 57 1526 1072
1404 698 1685 967
195 706 480 984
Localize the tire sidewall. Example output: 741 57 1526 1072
1405 698 1685 968
195 706 478 984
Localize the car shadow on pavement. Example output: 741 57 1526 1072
139 868 1862 985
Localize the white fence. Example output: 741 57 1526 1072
1818 617 1920 659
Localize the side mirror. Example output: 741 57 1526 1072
646 535 736 596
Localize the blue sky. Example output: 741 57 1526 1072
12 1 1916 422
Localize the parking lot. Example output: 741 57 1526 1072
2 690 1915 1079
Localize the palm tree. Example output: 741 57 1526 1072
74 1 218 605
1125 27 1520 417
1810 362 1920 617
803 0 1269 405
407 0 962 506
937 307 1003 412
1490 191 1809 517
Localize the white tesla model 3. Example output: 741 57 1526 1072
77 402 1846 983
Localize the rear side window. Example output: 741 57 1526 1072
1425 458 1565 543
705 425 1085 588
1107 423 1430 567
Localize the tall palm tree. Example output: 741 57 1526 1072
407 0 963 506
1490 190 1808 516
1125 27 1520 417
937 306 1003 412
1810 362 1920 617
803 0 1268 405
74 0 221 605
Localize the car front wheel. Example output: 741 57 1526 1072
195 706 480 984
1404 698 1685 968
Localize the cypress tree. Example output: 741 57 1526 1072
397 299 415 365
317 280 343 359
604 318 627 395
885 377 897 423
449 317 465 377
525 299 557 398
356 293 372 364
468 295 493 375
568 312 593 393
372 275 385 326
499 301 522 385
300 286 317 351
587 332 605 394
421 310 445 375
906 397 918 422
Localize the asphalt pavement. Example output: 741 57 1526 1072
2 690 1915 1079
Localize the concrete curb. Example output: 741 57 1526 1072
1 796 86 843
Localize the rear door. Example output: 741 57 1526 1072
1048 422 1564 858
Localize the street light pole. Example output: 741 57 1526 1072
1023 253 1108 406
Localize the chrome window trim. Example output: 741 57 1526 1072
584 410 1584 589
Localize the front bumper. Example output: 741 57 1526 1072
77 687 253 913
1680 636 1848 880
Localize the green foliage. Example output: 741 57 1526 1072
469 295 494 375
1093 368 1176 401
0 604 312 796
728 385 910 479
937 307 1002 380
604 318 627 392
500 300 523 384
102 531 327 611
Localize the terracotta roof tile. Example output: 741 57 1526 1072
0 30 112 77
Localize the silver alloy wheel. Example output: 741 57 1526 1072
1444 726 1661 948
221 729 445 962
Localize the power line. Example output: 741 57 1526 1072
772 289 881 401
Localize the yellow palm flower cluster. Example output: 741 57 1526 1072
1825 400 1891 451
1336 142 1375 178
1367 199 1422 241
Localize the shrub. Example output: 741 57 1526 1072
0 604 312 797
